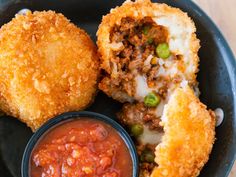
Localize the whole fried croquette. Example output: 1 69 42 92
151 86 215 177
0 11 99 131
97 0 200 103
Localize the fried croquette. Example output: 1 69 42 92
96 1 211 176
0 11 99 131
97 0 200 103
151 86 215 177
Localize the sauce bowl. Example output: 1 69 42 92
21 111 139 177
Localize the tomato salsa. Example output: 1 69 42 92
30 118 133 177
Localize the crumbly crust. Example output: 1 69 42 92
151 87 215 177
0 11 99 131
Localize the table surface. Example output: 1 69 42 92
194 0 236 56
193 0 236 176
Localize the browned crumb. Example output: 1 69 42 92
0 11 100 131
151 86 215 177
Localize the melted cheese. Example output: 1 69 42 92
152 16 193 57
138 125 163 145
214 108 224 127
134 75 153 101
152 16 197 76
155 100 166 117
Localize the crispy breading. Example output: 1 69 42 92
151 86 215 177
0 11 99 131
97 0 200 102
97 1 215 176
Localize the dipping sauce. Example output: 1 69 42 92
30 118 133 177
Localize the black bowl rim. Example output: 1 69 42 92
21 111 139 177
2 0 236 176
186 0 236 175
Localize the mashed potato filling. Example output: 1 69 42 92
105 16 191 100
101 17 188 172
106 17 191 129
99 15 198 107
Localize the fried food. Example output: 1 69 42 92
151 86 215 177
96 0 213 176
0 11 99 131
97 0 200 103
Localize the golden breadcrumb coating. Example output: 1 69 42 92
151 86 215 177
97 1 214 176
97 0 200 102
0 11 99 131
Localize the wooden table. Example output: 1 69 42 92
193 0 236 176
194 0 236 56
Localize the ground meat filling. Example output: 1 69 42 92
117 103 162 131
109 17 169 97
137 143 157 176
103 17 183 175
108 17 170 174
117 103 164 175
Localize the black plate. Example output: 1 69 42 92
0 0 235 177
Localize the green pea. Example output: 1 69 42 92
156 43 171 59
144 92 160 107
140 149 155 163
145 152 155 163
130 124 144 137
142 26 150 35
147 38 153 44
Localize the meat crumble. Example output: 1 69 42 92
117 102 162 131
117 103 164 175
100 16 188 176
108 17 170 97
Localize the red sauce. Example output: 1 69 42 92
30 118 133 177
